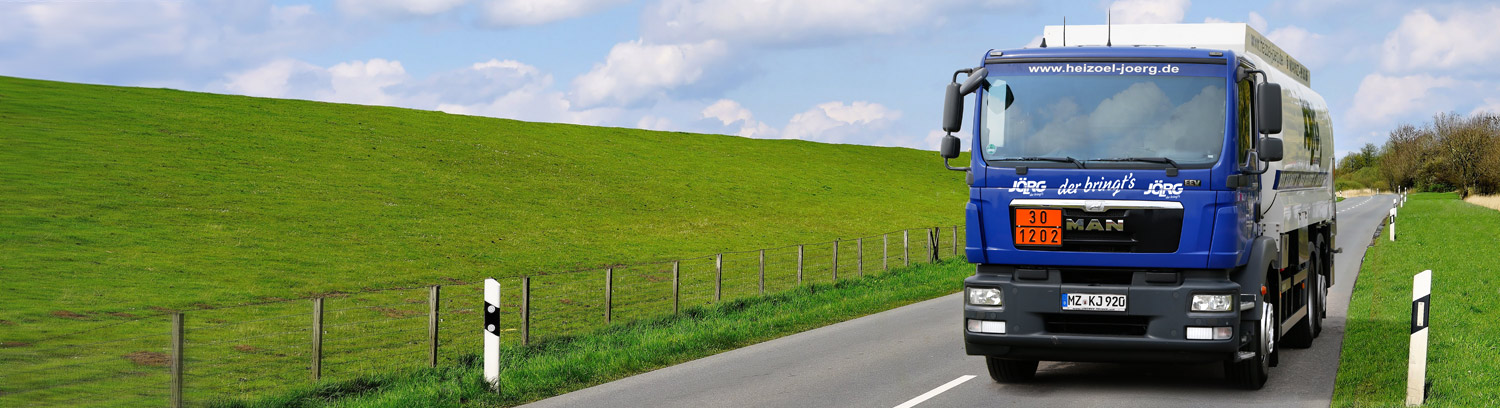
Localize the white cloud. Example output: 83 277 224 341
569 39 731 108
702 99 753 126
333 0 622 26
334 0 469 18
223 58 410 106
1205 12 1267 31
642 0 1022 46
221 57 618 126
1270 0 1361 18
1473 98 1500 117
325 59 410 105
1248 11 1268 32
479 0 628 27
223 58 329 99
1266 26 1326 68
636 115 676 131
0 1 338 84
923 130 951 151
1107 0 1190 24
701 99 777 137
1380 6 1500 73
782 101 902 145
1347 73 1460 127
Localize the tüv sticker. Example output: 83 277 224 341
1009 177 1047 196
1144 180 1184 199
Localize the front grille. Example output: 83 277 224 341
1058 269 1132 285
1013 207 1183 253
1043 314 1149 336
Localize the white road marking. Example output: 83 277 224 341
893 375 975 408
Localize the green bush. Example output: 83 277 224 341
1334 179 1365 192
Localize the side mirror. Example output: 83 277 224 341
940 134 961 159
1259 137 1283 162
1256 82 1282 134
943 83 962 133
942 68 989 133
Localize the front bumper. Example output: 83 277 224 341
964 264 1245 363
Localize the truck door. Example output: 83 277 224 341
1235 69 1261 244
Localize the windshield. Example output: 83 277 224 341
980 63 1227 166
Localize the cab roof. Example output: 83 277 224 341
981 46 1234 65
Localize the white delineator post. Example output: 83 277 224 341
1407 270 1432 407
483 278 502 392
1390 208 1397 242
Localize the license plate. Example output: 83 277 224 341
1014 208 1062 246
1062 293 1127 312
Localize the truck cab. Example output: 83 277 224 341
939 24 1336 389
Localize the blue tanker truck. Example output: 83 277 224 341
938 23 1336 389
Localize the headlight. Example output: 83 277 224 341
968 287 1003 306
1190 294 1234 312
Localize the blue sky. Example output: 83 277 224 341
3 0 1498 159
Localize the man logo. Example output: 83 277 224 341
1084 200 1106 212
1065 218 1125 232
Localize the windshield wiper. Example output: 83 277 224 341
993 156 1085 168
1089 157 1181 175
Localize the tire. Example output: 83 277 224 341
1226 300 1274 390
986 357 1038 383
1312 266 1326 338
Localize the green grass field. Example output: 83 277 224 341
1333 193 1500 407
0 75 968 405
229 259 973 407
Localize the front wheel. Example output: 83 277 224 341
1226 300 1274 390
985 357 1038 383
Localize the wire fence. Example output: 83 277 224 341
0 225 964 407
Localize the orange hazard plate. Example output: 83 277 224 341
1014 208 1062 246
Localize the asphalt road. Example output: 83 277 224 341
524 195 1396 408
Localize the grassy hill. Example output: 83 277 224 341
0 75 965 339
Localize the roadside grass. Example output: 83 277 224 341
1333 192 1500 407
0 74 966 404
0 75 964 335
223 259 973 407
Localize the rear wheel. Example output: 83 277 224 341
1226 300 1274 390
985 357 1038 383
1312 260 1326 337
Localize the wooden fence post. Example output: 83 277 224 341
832 240 839 281
715 254 723 302
170 312 183 408
312 297 323 382
903 230 910 267
429 285 440 367
797 245 804 285
604 268 613 325
883 234 889 271
521 276 530 345
929 228 937 263
953 225 959 258
759 250 766 295
857 238 864 277
672 261 680 314
931 227 939 262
